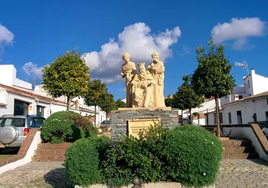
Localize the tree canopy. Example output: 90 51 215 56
84 79 109 126
191 38 235 99
42 50 90 111
165 95 174 107
115 99 126 109
99 93 116 119
172 75 203 123
191 37 235 136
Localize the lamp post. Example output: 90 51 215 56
132 176 141 188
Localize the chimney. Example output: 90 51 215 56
75 100 79 110
251 68 255 75
234 94 239 101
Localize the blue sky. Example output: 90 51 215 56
0 0 268 100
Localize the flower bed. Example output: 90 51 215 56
65 125 222 188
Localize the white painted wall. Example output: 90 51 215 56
14 78 32 89
0 106 6 116
251 69 268 95
0 88 8 104
221 97 268 125
0 65 16 87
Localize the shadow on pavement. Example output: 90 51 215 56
44 168 73 188
249 159 268 167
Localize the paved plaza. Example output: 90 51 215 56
0 159 267 188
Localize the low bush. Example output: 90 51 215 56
163 125 222 187
41 111 97 143
65 136 109 186
41 111 74 143
65 124 222 187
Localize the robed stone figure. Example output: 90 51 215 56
121 53 136 107
147 52 166 107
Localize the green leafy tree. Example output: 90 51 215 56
173 75 203 124
115 99 126 109
99 93 117 121
192 38 235 136
42 50 90 111
165 95 174 107
84 79 107 126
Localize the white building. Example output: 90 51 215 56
0 64 106 126
206 68 268 125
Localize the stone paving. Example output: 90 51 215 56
0 159 267 188
216 159 268 188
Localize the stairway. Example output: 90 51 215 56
221 138 259 159
32 143 72 162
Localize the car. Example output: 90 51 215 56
101 119 111 127
0 115 45 153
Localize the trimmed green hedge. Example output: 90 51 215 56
65 124 222 187
41 111 96 143
163 125 222 187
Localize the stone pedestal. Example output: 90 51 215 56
111 107 179 140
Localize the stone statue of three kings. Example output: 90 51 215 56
121 52 166 108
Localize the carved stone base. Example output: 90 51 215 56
111 108 179 140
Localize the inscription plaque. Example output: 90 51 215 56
128 118 161 138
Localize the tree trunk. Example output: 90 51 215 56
67 96 70 111
94 105 97 127
189 108 192 124
215 96 221 137
181 110 183 125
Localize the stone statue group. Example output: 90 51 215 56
121 52 166 108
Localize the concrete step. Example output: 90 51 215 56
223 146 256 153
221 139 252 147
38 143 72 149
32 143 72 162
223 152 259 159
221 139 259 159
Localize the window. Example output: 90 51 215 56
239 95 243 99
237 111 242 124
36 105 45 117
14 100 29 116
266 112 268 122
0 118 25 127
206 114 209 125
228 112 232 124
220 113 223 124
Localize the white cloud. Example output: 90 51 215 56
22 23 181 85
22 62 43 79
0 24 14 46
181 45 191 55
211 17 267 50
82 22 181 84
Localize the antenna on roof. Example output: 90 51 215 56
235 60 249 76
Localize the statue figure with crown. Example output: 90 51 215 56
131 63 155 107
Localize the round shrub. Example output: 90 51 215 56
65 137 109 186
41 111 74 143
41 111 97 143
163 125 222 187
